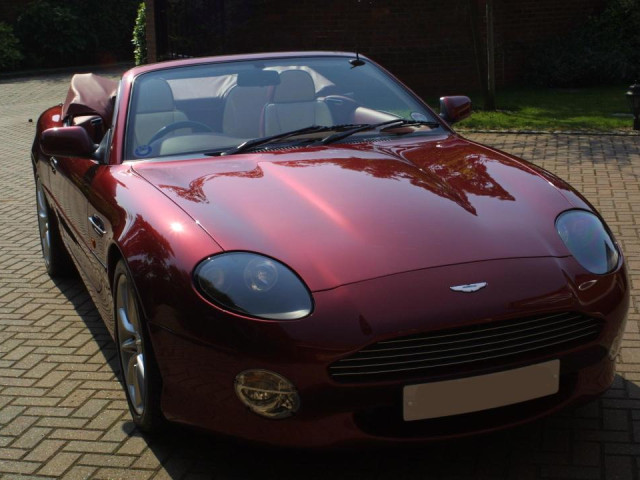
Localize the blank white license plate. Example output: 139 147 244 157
403 359 560 421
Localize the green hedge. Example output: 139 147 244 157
6 0 138 71
0 22 22 70
133 2 147 65
15 1 88 68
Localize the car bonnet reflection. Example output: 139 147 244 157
152 136 521 217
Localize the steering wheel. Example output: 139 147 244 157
148 120 213 144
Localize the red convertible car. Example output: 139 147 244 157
32 52 628 447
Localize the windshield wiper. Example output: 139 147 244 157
208 123 374 156
206 120 437 156
214 125 332 156
320 119 440 145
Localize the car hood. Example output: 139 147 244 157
133 134 575 291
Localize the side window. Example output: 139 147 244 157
98 81 121 164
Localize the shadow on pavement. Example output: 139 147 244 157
50 273 120 375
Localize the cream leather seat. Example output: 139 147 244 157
263 70 332 136
133 78 188 146
222 85 271 138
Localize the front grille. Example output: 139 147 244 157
329 312 603 383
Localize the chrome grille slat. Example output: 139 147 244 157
358 317 592 355
329 312 603 382
341 319 597 361
372 312 578 347
331 330 598 377
330 326 600 369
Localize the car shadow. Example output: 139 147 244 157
53 273 639 479
49 273 121 375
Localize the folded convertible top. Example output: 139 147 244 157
62 73 118 126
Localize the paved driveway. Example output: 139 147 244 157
1 72 639 480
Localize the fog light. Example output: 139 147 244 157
234 369 300 419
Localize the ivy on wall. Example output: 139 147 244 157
133 2 147 65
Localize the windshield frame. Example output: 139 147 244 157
123 53 448 161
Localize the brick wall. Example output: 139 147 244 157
149 0 606 97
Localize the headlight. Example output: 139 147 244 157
556 210 619 274
194 252 313 320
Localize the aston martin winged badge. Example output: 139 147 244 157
450 282 488 293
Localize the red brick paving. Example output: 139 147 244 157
1 72 639 479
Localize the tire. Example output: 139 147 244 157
113 260 164 432
35 175 73 277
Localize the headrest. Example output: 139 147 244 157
272 70 315 103
136 78 175 113
237 69 280 87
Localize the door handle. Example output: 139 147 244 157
89 215 106 237
49 156 57 173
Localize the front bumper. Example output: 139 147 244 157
149 256 628 447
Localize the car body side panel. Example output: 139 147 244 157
33 105 114 323
48 156 99 283
81 164 223 335
34 104 102 288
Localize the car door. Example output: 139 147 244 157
84 87 123 307
47 150 101 283
84 159 114 305
35 106 64 208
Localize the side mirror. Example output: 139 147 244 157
41 126 97 158
439 96 472 124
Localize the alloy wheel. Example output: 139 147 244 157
116 273 146 416
36 180 51 268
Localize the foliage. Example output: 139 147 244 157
428 85 633 131
15 1 89 68
162 0 224 59
526 0 640 87
76 0 139 64
133 2 147 65
0 22 22 70
14 0 138 69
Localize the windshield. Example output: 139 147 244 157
125 56 440 160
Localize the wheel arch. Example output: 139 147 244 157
107 242 125 292
106 242 151 325
104 167 223 334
